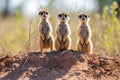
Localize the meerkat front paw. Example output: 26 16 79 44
80 39 84 44
58 36 62 41
63 37 67 42
46 34 50 40
85 39 89 44
41 35 45 40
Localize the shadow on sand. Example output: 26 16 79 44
0 50 87 80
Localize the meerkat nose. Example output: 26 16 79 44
82 17 85 20
43 13 47 17
43 15 46 17
62 17 65 20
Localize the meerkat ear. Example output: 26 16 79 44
87 14 90 18
47 13 50 18
67 14 70 20
67 14 70 19
67 14 70 17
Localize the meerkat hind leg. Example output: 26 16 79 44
55 39 61 51
49 37 53 51
77 41 83 53
64 38 70 50
39 38 46 58
39 38 43 52
86 41 93 53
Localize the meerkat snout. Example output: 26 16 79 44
39 10 49 20
58 13 69 23
78 13 90 23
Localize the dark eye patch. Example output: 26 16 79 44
39 12 43 15
58 14 62 17
84 15 87 18
79 15 82 18
45 12 48 15
64 15 67 18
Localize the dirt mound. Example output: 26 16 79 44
0 50 120 80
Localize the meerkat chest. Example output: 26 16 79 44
60 27 67 35
59 24 67 36
80 26 89 38
41 22 49 34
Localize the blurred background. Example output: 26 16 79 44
0 0 120 56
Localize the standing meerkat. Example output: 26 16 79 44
76 13 93 53
38 10 53 55
55 12 71 51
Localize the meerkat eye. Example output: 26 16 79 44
40 12 43 15
58 15 61 18
64 15 67 18
84 15 87 18
79 15 82 18
45 12 48 15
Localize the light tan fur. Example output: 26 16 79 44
76 13 93 53
38 10 54 53
55 12 71 51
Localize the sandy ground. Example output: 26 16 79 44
0 50 120 80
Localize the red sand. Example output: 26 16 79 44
0 50 120 80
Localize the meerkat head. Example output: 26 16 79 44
58 12 70 23
78 13 90 24
38 10 49 21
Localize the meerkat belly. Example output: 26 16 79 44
42 26 49 35
59 27 66 37
81 29 88 39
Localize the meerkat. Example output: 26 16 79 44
38 10 53 55
76 13 93 53
55 12 71 51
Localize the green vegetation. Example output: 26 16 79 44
91 1 120 55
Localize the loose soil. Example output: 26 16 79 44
0 50 120 80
